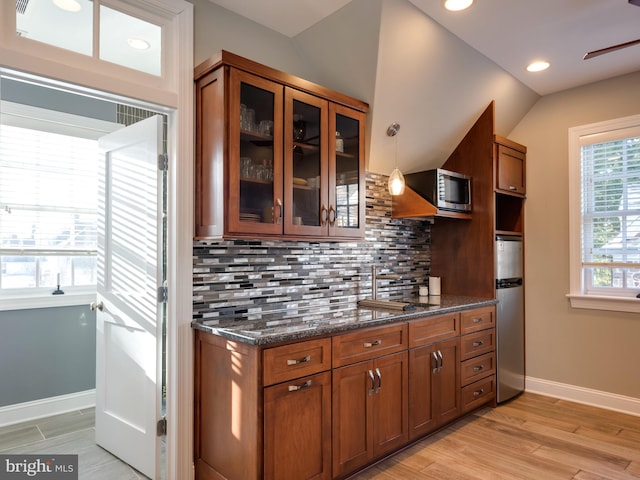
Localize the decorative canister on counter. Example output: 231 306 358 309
429 276 441 295
419 285 429 296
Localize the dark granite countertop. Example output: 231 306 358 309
191 294 497 345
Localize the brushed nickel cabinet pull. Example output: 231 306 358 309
472 317 483 323
473 388 485 397
375 368 382 393
276 198 283 224
287 355 311 366
432 352 439 373
472 340 484 347
368 370 376 396
473 365 484 372
288 380 312 392
363 340 382 348
509 185 517 190
328 205 336 226
437 350 444 373
320 204 328 226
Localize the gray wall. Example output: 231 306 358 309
0 306 96 407
1 78 117 121
509 70 640 399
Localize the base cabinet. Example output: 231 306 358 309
332 351 408 478
264 371 332 480
408 337 460 439
195 305 495 480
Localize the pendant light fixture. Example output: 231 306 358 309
387 122 405 196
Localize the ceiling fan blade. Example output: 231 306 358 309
584 38 640 60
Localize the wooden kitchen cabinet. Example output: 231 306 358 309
264 371 332 480
332 350 409 478
408 314 461 439
195 51 367 240
459 306 497 413
194 304 496 480
195 332 332 480
495 136 526 197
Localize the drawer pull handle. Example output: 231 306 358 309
432 352 439 373
473 388 485 397
473 365 485 372
288 380 312 392
472 340 484 347
472 317 483 323
363 340 382 348
375 368 382 393
368 370 376 396
287 355 311 366
437 350 444 373
509 185 517 190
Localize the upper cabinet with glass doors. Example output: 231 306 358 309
195 51 368 240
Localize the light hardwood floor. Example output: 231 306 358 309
354 393 640 479
0 408 148 479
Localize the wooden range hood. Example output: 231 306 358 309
391 185 471 220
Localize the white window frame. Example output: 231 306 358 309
567 113 640 314
0 101 121 311
0 2 194 480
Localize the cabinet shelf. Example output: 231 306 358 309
240 130 273 144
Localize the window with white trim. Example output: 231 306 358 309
0 99 120 304
568 114 640 313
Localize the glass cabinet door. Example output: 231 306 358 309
228 69 283 235
329 104 366 238
284 89 328 236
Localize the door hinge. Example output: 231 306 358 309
157 286 168 303
157 416 167 436
158 153 168 171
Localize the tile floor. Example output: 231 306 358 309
0 408 149 479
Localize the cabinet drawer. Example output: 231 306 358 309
263 338 332 386
332 324 407 368
461 376 495 413
408 313 459 347
460 352 495 387
460 307 495 335
460 329 495 361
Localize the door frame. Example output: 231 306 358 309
0 2 195 479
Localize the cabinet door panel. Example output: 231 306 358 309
264 371 331 480
332 361 373 478
408 346 436 439
496 144 525 195
372 351 409 457
328 103 366 238
228 68 284 235
284 89 329 236
434 338 461 425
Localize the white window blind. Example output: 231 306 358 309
0 122 98 292
580 131 640 295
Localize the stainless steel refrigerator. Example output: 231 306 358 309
495 235 525 403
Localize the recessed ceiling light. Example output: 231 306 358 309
52 0 82 12
526 61 550 72
443 0 474 11
127 37 150 50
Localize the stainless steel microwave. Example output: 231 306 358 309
405 168 472 212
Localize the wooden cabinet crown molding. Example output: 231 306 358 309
195 50 369 113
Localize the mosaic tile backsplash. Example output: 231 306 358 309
193 172 432 321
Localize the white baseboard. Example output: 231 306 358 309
526 376 640 417
0 389 96 427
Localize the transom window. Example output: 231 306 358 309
15 0 162 76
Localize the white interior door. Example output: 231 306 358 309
95 115 163 479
